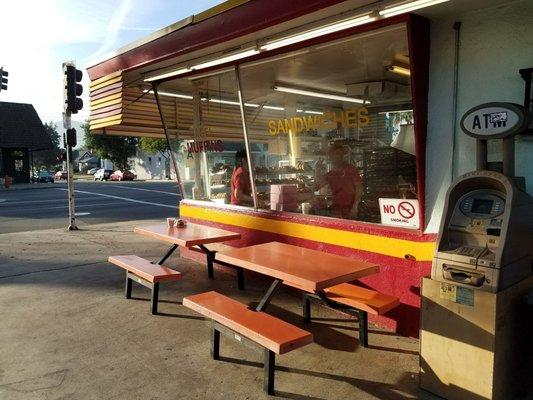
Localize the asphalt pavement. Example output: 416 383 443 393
0 181 181 234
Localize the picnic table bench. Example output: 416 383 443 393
183 291 313 395
303 283 400 347
108 255 182 314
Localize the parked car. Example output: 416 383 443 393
93 169 113 181
32 170 54 183
109 170 136 181
87 167 100 175
54 170 68 180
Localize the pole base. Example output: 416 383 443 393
67 225 79 231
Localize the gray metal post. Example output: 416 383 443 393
502 136 515 177
234 66 258 209
66 142 77 230
151 84 185 200
476 139 488 171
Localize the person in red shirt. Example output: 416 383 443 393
230 150 254 206
315 142 363 219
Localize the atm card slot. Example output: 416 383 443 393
442 265 485 287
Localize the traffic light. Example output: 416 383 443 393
66 128 77 147
63 64 83 113
0 67 8 91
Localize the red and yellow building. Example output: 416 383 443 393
87 0 533 336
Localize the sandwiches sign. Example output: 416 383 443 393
460 102 529 139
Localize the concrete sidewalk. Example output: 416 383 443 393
0 221 434 400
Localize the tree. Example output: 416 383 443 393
138 138 169 158
83 123 137 171
33 122 61 170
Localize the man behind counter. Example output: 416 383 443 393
314 142 363 219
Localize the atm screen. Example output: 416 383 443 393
471 199 494 214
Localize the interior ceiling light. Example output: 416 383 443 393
386 65 411 77
262 105 285 111
274 85 368 104
144 67 191 83
379 0 450 18
208 98 260 108
147 89 193 99
261 14 375 51
296 109 324 115
193 48 259 70
144 48 259 82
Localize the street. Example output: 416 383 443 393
0 181 180 234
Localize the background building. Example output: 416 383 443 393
0 101 52 183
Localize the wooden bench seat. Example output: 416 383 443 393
108 255 182 314
303 283 399 347
189 243 245 290
184 291 313 395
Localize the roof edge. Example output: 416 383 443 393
86 0 251 70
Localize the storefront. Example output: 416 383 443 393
87 0 533 336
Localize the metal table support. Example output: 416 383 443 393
255 279 283 312
303 291 369 347
211 321 276 395
197 244 245 290
125 272 160 315
156 244 178 265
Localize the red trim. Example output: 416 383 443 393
182 200 437 242
87 0 349 80
407 14 430 230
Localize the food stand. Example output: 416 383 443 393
87 0 436 336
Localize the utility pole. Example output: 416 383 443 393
62 61 83 231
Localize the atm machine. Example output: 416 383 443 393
420 103 533 400
432 170 532 292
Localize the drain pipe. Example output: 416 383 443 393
451 21 462 180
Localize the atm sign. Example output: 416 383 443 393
379 198 420 229
460 102 529 139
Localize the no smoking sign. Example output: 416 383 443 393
378 198 420 229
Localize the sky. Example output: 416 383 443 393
0 0 225 125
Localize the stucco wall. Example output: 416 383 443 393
129 152 169 180
425 0 533 233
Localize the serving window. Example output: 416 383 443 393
155 21 424 228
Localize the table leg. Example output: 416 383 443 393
156 244 178 265
255 279 282 312
198 244 215 279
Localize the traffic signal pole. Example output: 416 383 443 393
62 61 83 231
65 128 77 230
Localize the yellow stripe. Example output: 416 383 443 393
90 92 122 106
90 97 122 110
91 114 123 125
90 117 123 130
193 0 250 23
89 70 122 88
90 76 122 91
180 204 436 261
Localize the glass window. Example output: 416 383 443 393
158 69 252 206
238 23 417 223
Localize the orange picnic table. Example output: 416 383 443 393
216 241 379 311
134 222 243 286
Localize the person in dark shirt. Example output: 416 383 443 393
230 149 254 206
315 142 363 219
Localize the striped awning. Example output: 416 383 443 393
89 71 177 138
88 71 287 142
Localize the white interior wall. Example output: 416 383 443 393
425 0 533 233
